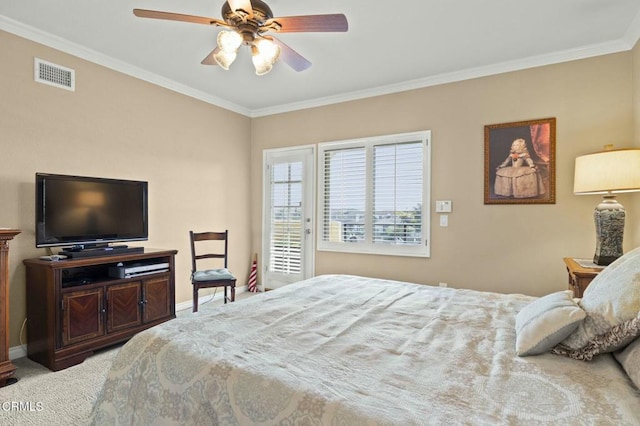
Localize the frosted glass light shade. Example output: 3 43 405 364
252 55 273 75
255 39 281 64
574 148 640 194
217 30 243 53
251 42 280 76
214 50 237 70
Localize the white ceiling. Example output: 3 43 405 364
2 1 640 117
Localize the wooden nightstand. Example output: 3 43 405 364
563 257 604 298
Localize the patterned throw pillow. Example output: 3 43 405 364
614 336 640 390
559 246 640 352
552 314 640 361
515 290 586 356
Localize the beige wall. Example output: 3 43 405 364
251 52 635 297
1 30 252 347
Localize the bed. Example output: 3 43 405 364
90 274 640 425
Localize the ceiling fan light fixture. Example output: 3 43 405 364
217 30 243 52
214 49 237 70
133 2 349 74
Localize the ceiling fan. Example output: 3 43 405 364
133 0 348 75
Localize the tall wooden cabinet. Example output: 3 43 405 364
23 248 177 371
0 229 20 386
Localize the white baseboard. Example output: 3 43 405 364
176 284 248 312
9 285 250 360
9 345 26 360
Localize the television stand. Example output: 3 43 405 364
60 246 144 259
24 248 177 371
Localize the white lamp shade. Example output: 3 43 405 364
574 148 640 194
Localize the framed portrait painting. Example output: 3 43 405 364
484 117 556 205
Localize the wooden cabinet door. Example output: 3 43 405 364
143 277 172 323
62 288 105 346
107 282 142 333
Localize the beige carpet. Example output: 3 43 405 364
1 346 120 425
0 290 256 425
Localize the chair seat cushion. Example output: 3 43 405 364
192 268 235 282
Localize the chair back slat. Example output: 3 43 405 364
189 230 229 272
192 232 227 242
195 254 225 261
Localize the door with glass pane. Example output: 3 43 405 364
263 147 315 289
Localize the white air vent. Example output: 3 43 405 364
34 58 75 91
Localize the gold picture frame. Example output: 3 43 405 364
484 117 556 204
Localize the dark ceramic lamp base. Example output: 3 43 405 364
593 196 625 266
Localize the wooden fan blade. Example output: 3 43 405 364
227 0 254 18
266 14 348 33
267 36 312 72
201 47 220 66
133 9 226 27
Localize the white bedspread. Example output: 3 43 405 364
91 274 640 425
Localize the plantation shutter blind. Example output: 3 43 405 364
269 162 303 275
373 141 423 245
321 147 366 243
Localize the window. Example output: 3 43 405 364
318 131 430 257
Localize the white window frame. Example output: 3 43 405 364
317 131 431 257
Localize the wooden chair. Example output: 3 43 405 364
189 230 236 312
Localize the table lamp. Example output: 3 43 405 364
574 145 640 265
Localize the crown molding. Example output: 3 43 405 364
623 7 640 50
0 15 252 117
250 38 634 117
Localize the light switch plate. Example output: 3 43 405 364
435 200 452 213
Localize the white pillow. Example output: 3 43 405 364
560 246 640 350
515 290 586 356
615 335 640 390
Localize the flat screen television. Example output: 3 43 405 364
36 173 148 249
